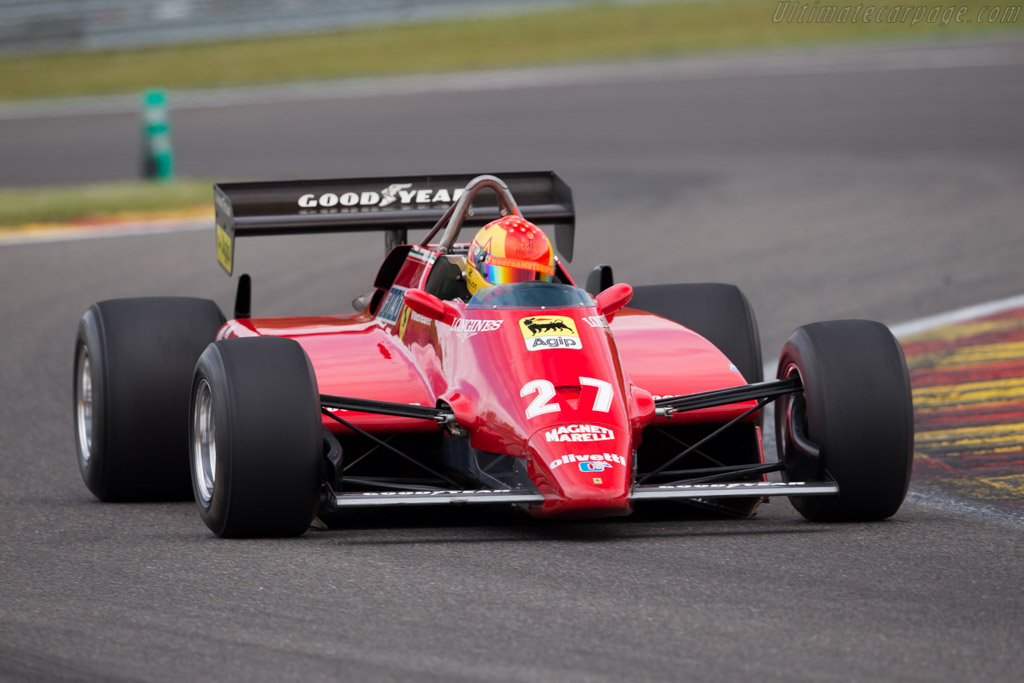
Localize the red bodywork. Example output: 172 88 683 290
217 245 755 519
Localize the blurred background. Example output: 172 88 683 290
2 0 1022 351
2 0 585 53
2 2 1023 681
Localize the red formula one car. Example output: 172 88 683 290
73 172 914 537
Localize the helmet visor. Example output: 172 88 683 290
477 255 555 285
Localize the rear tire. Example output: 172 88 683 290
775 320 913 521
190 337 322 538
629 283 763 384
73 297 226 501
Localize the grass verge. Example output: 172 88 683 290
0 180 212 229
0 0 1021 101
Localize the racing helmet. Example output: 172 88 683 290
465 215 555 295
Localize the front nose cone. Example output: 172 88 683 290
526 424 633 519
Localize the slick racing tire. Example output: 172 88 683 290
73 297 226 501
629 283 763 384
776 320 913 522
190 337 322 538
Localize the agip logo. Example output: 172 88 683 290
518 316 582 352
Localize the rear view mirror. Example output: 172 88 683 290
596 283 633 321
404 289 461 325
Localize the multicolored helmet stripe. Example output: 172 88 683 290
466 216 555 294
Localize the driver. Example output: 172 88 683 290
465 215 556 296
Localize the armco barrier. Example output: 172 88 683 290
0 0 603 55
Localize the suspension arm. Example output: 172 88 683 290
320 393 456 425
654 377 802 417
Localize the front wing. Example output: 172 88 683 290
320 377 835 511
326 480 838 510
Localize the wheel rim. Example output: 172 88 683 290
779 362 820 484
779 362 800 460
192 379 217 504
75 346 93 464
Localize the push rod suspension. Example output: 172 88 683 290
321 408 460 489
654 377 801 416
320 394 454 423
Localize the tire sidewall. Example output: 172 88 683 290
190 344 234 536
776 331 827 519
74 307 109 499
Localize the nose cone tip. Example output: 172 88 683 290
526 427 633 519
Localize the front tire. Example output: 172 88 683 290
190 337 323 538
776 320 913 521
74 297 226 501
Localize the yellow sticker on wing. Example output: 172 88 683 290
216 223 233 274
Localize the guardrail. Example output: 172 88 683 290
0 0 602 55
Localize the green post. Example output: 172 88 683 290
140 89 174 181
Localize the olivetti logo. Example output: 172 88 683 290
549 453 625 470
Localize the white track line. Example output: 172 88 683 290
889 293 1024 338
907 488 1023 528
0 219 207 246
2 40 1023 120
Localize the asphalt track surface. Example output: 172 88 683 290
2 40 1023 681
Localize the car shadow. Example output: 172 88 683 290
312 501 842 545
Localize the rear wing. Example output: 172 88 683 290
213 171 574 275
